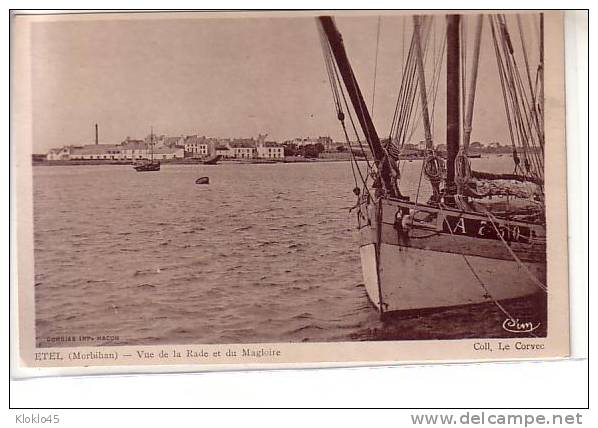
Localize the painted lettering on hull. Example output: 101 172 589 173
442 215 538 244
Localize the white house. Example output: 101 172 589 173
215 145 232 158
119 142 149 160
46 146 74 160
152 146 185 160
256 142 284 159
184 136 209 157
229 139 257 159
231 146 255 159
283 136 333 149
120 142 184 160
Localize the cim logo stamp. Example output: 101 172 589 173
502 318 541 334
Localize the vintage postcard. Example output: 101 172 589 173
11 10 569 376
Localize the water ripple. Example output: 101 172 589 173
33 160 546 346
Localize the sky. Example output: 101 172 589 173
28 12 542 153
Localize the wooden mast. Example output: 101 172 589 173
445 15 461 195
150 126 154 162
318 16 395 195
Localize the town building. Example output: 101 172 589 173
47 139 184 161
69 144 123 160
256 141 284 159
119 141 148 160
282 136 336 151
316 136 336 152
229 139 257 159
120 141 183 160
215 145 232 158
46 146 75 160
151 146 185 160
45 133 286 162
184 135 209 157
160 135 185 148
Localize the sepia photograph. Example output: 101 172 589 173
11 10 570 371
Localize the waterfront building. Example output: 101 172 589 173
151 146 185 160
46 146 75 160
46 140 184 161
283 137 313 147
316 136 336 152
229 138 257 159
119 141 148 160
45 133 285 162
282 136 335 151
184 135 209 157
215 145 232 158
69 144 123 160
256 141 284 159
120 141 183 160
160 135 185 148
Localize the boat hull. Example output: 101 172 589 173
202 154 222 165
133 161 161 172
357 197 546 314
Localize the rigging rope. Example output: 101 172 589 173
404 17 434 145
407 23 446 144
484 211 548 293
371 16 382 117
438 204 540 337
490 14 544 184
454 149 472 192
317 22 368 193
423 152 446 201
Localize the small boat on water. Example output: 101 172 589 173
134 128 160 172
202 154 222 165
195 177 210 184
134 159 160 172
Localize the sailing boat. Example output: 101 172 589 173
318 14 546 316
134 128 161 172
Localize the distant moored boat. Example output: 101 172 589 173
133 160 160 172
202 154 222 165
134 127 161 172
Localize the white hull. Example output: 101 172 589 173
357 198 546 315
359 244 382 310
360 242 545 313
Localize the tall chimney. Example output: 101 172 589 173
95 123 98 145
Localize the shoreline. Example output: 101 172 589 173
31 153 503 167
31 157 358 167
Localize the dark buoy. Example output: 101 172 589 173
195 177 210 185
